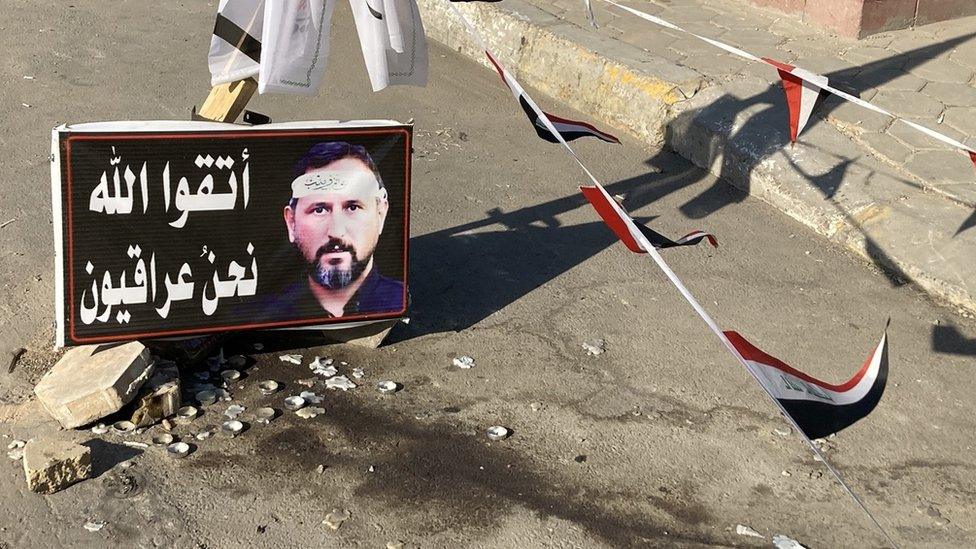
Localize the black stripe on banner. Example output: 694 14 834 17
213 13 262 63
365 0 384 19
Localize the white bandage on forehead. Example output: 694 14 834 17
291 169 388 200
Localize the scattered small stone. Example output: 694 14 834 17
254 407 277 424
8 440 25 450
23 75 35 80
112 421 136 435
279 354 302 365
323 509 351 530
530 402 544 412
220 369 241 383
300 391 323 404
772 534 807 549
315 464 326 474
221 420 244 437
386 542 404 549
152 434 174 446
340 361 348 367
284 396 306 411
161 419 174 431
296 406 325 419
22 439 92 494
781 470 791 477
122 441 149 449
486 426 510 441
773 428 791 437
83 520 106 532
574 455 587 463
166 442 190 459
176 405 199 423
581 338 606 356
196 390 217 406
325 375 356 391
916 503 950 526
352 368 365 379
296 378 316 387
735 524 764 538
224 404 246 418
195 427 216 441
452 356 475 369
367 465 375 473
310 357 338 377
7 449 24 461
258 380 280 395
377 381 399 394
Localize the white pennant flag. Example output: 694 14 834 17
208 0 265 86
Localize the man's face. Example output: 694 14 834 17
284 157 389 290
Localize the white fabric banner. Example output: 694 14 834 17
259 0 335 95
349 0 429 92
209 0 265 86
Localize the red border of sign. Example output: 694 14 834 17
63 127 411 344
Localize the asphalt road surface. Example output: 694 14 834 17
1 1 975 547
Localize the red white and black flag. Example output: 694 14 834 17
763 58 828 144
486 52 620 144
726 327 889 439
579 185 716 253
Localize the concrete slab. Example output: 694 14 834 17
33 342 154 429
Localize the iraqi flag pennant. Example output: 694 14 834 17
580 185 717 253
486 52 620 144
209 0 264 86
725 326 889 440
763 58 828 144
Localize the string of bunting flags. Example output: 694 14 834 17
446 2 896 545
596 0 976 171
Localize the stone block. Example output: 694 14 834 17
22 439 91 494
34 342 154 429
129 363 181 427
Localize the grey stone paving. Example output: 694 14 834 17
526 0 976 208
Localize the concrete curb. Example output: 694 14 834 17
419 0 976 316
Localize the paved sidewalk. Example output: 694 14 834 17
419 0 976 316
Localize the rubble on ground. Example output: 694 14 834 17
323 509 351 530
34 342 154 428
581 338 606 356
129 362 181 427
22 438 92 494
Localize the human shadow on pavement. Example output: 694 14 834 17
674 32 976 222
400 152 721 339
668 33 976 288
932 323 976 356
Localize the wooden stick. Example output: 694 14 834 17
197 78 258 122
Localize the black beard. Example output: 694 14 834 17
307 238 371 289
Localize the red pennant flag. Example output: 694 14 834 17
579 186 717 252
579 185 643 252
969 150 976 172
763 58 827 143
